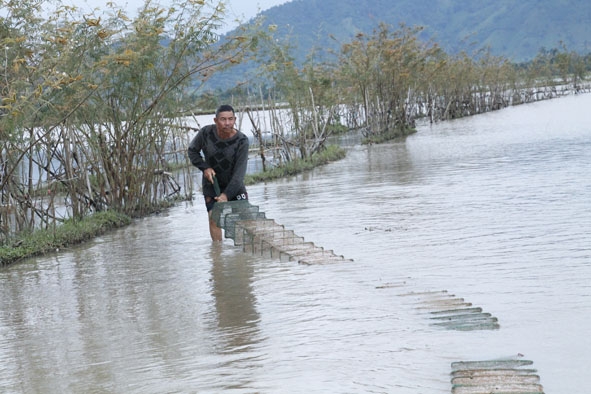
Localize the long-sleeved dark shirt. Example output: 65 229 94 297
187 124 249 200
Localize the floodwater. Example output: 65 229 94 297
1 94 590 393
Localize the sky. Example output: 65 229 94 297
223 0 290 24
57 0 291 32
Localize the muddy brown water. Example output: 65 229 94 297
1 94 590 393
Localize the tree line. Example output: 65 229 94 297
233 23 590 155
1 1 589 245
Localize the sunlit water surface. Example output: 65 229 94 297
1 94 590 393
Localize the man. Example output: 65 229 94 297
188 104 249 241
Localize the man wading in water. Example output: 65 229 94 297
188 104 249 241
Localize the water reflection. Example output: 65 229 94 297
209 244 263 374
365 135 419 186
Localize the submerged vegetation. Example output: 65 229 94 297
245 145 346 185
1 1 590 265
0 210 130 266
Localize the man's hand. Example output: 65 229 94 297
215 193 228 203
204 168 216 183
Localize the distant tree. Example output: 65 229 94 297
337 23 440 137
244 31 341 165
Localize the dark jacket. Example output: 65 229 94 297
187 124 249 199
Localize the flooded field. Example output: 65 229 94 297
1 94 590 393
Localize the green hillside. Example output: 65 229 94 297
251 0 591 62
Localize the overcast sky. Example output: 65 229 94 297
57 0 291 32
223 0 290 23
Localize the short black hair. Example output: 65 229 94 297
215 104 235 117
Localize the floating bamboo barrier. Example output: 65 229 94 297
211 201 352 265
451 359 544 393
400 289 501 331
376 283 500 331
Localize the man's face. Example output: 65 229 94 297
214 111 236 132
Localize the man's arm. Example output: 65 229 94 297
187 128 208 171
223 135 249 200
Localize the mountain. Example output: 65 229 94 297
200 0 590 93
248 0 591 62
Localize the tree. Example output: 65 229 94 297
0 0 260 241
243 30 341 166
337 24 440 137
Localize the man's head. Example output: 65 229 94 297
214 104 237 137
215 104 235 117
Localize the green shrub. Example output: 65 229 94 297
245 145 346 184
0 211 131 266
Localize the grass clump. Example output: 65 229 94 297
0 210 131 266
245 145 346 185
362 126 417 144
